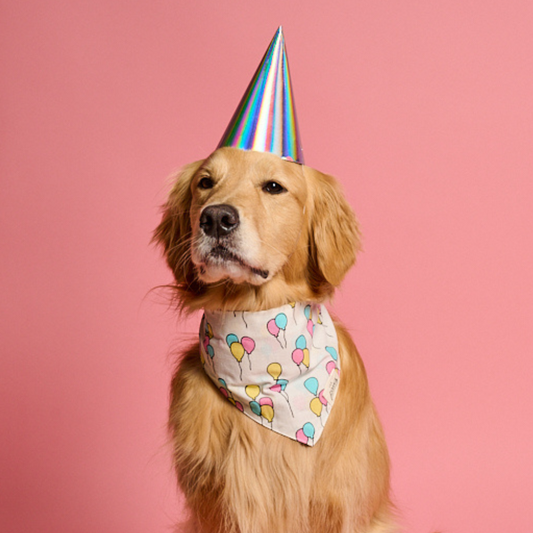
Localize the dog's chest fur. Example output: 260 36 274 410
168 321 393 533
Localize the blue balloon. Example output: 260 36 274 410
218 378 227 388
304 377 319 396
277 378 289 391
325 346 338 361
304 305 311 320
226 333 239 347
250 401 261 416
275 313 288 330
207 345 214 358
295 335 307 350
302 422 315 439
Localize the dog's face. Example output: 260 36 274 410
190 148 308 286
154 147 361 310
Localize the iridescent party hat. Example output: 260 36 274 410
217 26 304 164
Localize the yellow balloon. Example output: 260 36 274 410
200 350 205 365
228 397 236 406
261 404 274 423
310 397 322 417
230 342 245 362
207 323 213 338
245 385 260 400
267 363 282 381
289 302 296 308
302 348 310 368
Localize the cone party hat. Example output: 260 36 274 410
217 26 304 164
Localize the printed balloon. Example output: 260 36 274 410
230 342 245 362
292 348 304 365
295 335 306 350
295 428 308 444
310 397 323 417
261 404 274 423
304 305 311 320
302 348 310 368
250 400 261 416
326 361 337 375
245 384 260 400
277 378 288 391
325 346 338 361
318 389 328 406
259 397 273 407
304 377 319 396
267 362 282 380
274 313 288 330
302 422 315 439
241 336 255 354
267 319 280 336
226 333 239 347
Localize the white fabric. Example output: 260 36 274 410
199 302 340 446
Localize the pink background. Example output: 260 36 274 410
1 1 532 532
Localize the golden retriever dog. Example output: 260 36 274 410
154 146 396 533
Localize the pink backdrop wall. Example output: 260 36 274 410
1 1 532 532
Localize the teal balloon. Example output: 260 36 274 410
207 345 214 358
226 333 239 347
303 422 315 439
277 378 289 391
304 377 319 396
218 378 227 388
304 305 311 320
250 401 261 416
295 335 307 350
325 346 338 361
275 313 287 330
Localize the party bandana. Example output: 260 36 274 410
199 302 340 446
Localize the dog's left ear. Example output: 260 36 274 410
306 167 362 291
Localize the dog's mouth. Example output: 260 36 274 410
203 245 269 280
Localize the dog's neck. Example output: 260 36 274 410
179 273 334 314
199 301 341 446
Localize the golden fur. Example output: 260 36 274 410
154 147 397 533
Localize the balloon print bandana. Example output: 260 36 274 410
199 302 340 446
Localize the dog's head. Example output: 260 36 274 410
154 147 361 311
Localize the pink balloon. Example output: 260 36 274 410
267 319 280 337
307 319 314 337
295 428 308 444
326 361 337 375
203 337 210 350
318 390 328 406
292 348 304 366
235 401 244 412
270 384 282 393
259 397 273 407
219 387 229 398
241 336 255 354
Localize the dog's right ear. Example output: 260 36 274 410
306 167 362 295
152 160 204 284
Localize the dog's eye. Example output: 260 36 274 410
198 177 214 190
262 181 286 195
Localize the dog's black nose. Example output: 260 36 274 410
200 204 240 238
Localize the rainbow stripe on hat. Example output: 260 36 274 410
217 26 304 164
